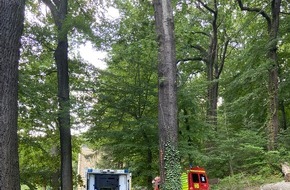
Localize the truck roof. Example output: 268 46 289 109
87 168 130 175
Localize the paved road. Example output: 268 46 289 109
260 181 290 190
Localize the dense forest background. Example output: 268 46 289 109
17 0 290 189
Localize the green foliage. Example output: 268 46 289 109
20 0 290 189
84 2 159 188
211 173 282 190
163 143 181 190
19 1 102 188
18 57 60 188
204 129 266 177
18 49 90 188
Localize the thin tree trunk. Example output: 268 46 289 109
0 0 25 189
153 0 180 189
267 0 280 150
42 0 72 188
207 11 218 128
237 0 281 151
197 0 224 131
56 37 72 190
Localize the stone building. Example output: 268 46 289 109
77 145 99 190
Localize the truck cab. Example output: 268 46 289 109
184 166 209 190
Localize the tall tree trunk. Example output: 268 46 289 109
206 8 219 129
55 5 73 190
197 0 228 131
42 0 72 188
0 0 25 189
237 0 281 151
153 0 181 189
267 0 280 151
56 36 72 190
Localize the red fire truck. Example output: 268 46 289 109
183 166 209 190
153 166 209 190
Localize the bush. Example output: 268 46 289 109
210 173 282 190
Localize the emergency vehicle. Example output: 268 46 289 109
181 166 209 190
153 166 209 190
86 168 131 190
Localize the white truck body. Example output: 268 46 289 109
86 169 131 190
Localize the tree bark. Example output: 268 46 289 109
267 0 280 151
42 0 73 189
153 0 180 189
56 37 72 190
195 0 229 131
206 0 219 129
237 0 281 151
0 0 25 189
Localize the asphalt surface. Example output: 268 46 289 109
260 181 290 190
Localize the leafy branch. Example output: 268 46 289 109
236 0 271 32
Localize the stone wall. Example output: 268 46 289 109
77 145 99 190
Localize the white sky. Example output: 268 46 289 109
78 42 108 70
26 2 120 70
78 6 120 70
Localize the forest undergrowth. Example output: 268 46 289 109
210 173 282 190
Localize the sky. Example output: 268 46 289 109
26 3 119 70
78 42 108 70
78 6 120 70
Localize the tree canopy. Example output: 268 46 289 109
11 0 290 189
